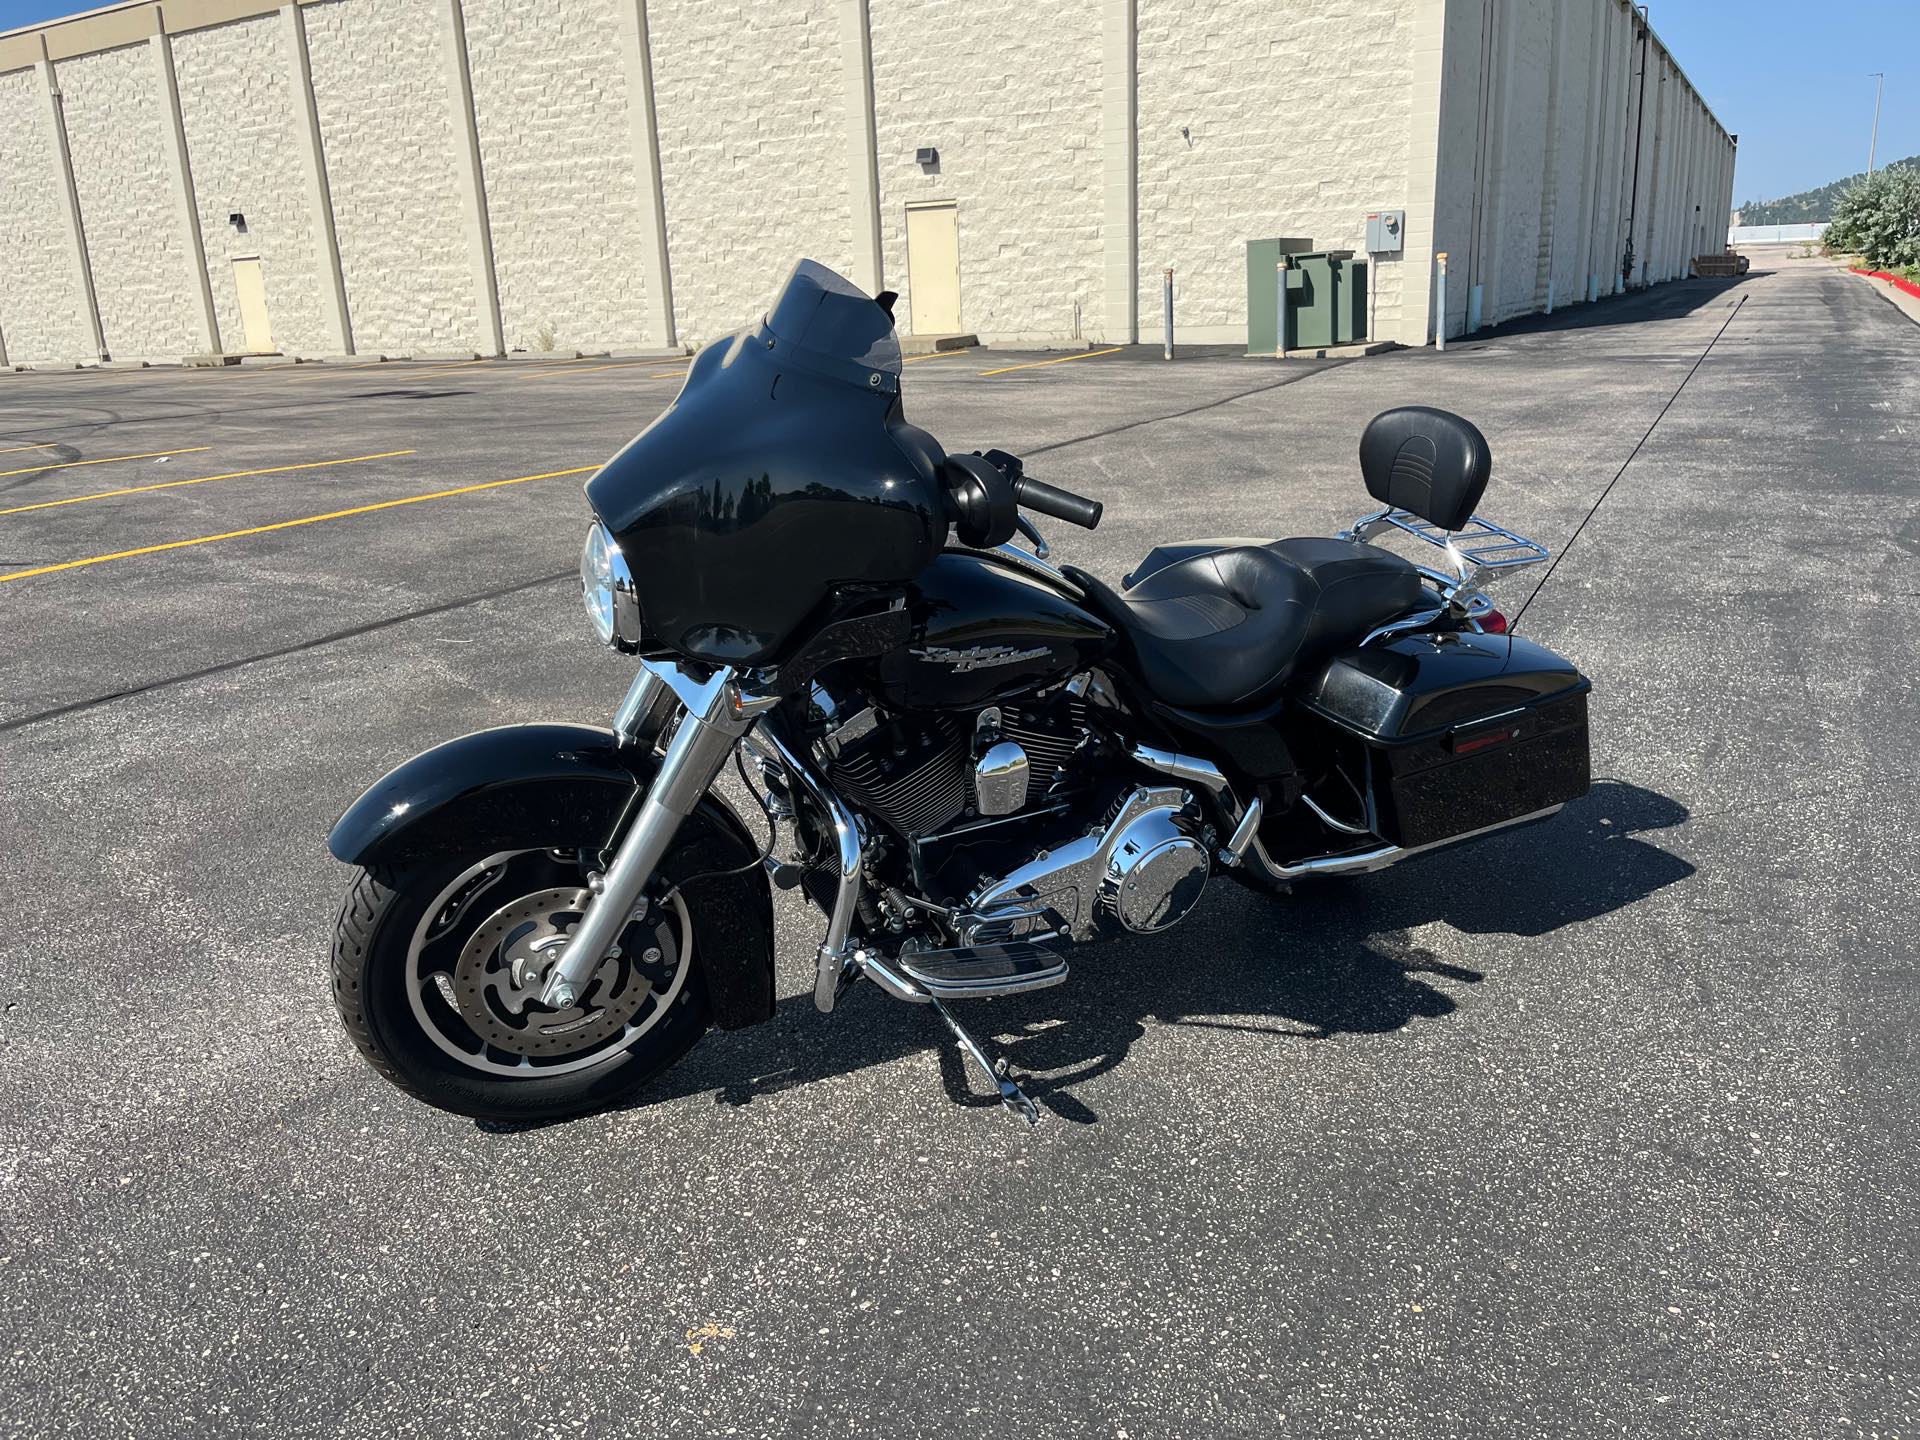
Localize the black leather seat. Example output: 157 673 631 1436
1067 538 1425 711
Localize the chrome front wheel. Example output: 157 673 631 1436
409 850 694 1078
333 848 712 1122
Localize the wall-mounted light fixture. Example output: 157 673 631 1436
915 147 938 170
228 212 247 234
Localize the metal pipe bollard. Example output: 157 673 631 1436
1275 258 1290 358
1162 268 1174 360
1435 251 1449 353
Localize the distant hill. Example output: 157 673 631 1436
1736 155 1920 225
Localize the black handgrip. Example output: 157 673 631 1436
1013 475 1103 530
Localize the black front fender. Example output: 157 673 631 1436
328 723 774 1029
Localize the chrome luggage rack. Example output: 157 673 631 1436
1342 507 1550 621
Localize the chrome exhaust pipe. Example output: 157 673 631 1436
1248 805 1564 883
1128 743 1561 885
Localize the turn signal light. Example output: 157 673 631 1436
1479 608 1510 634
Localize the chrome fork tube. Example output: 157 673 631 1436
539 663 774 1008
612 665 677 748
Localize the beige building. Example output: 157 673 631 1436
0 0 1733 367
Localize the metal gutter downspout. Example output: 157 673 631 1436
1624 3 1651 289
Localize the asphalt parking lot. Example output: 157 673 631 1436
2 260 1915 1438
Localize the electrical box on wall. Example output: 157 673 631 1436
1365 209 1405 254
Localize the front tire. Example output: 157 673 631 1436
331 848 715 1124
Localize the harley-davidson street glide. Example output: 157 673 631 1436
328 260 1591 1125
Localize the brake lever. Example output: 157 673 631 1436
1013 514 1052 560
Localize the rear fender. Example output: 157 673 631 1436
328 723 773 1029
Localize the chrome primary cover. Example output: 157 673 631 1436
957 785 1209 944
1099 806 1209 934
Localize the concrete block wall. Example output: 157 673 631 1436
57 43 200 359
0 66 94 363
465 0 652 353
1491 0 1552 323
871 0 1105 347
0 0 1734 365
1427 0 1737 342
651 0 853 348
172 14 334 358
306 0 479 355
1541 0 1604 314
1136 0 1419 344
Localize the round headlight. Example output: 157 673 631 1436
580 521 639 649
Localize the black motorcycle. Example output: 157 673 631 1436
328 260 1590 1125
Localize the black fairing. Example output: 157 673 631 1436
585 260 948 668
871 552 1115 710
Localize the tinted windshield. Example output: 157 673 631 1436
764 259 902 384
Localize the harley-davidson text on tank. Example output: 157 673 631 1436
913 643 1052 673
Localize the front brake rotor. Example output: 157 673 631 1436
452 887 672 1058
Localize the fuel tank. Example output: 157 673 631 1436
872 551 1115 710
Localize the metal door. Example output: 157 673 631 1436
230 256 273 353
905 202 961 335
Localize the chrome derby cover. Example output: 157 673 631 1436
584 260 947 668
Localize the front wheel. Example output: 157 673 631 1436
331 847 715 1123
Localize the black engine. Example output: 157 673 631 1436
818 687 1092 841
800 682 1102 911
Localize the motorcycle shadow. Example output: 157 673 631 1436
632 778 1694 1127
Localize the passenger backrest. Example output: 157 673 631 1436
1358 406 1492 532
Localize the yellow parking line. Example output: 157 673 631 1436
0 465 596 584
0 445 211 479
238 356 503 385
646 353 959 380
267 357 487 384
257 359 392 381
0 442 61 457
978 347 1123 377
520 361 646 381
0 449 415 517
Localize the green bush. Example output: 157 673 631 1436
1825 164 1920 270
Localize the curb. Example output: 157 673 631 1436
1852 266 1920 300
901 332 978 356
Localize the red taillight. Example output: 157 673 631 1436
1479 608 1509 634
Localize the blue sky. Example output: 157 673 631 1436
0 0 1908 205
1651 0 1914 201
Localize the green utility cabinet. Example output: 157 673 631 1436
1334 254 1367 343
1247 242 1369 353
1246 237 1312 355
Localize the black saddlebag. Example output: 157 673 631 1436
1295 631 1591 849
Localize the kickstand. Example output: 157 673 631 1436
927 995 1040 1126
